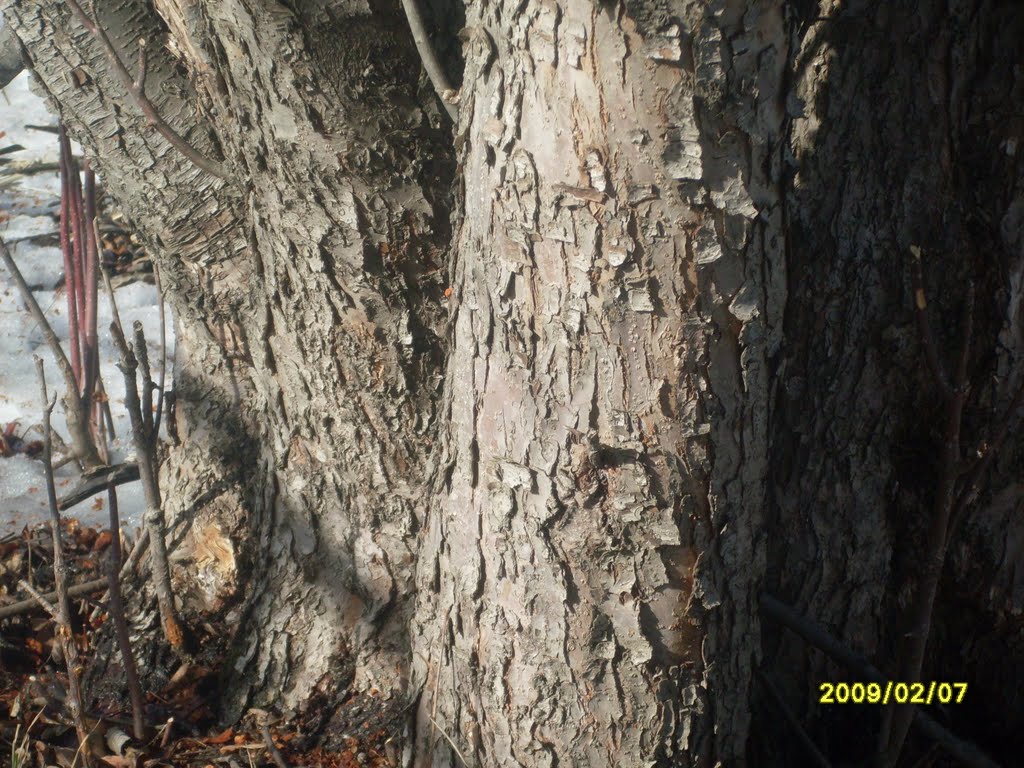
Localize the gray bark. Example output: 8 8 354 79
409 1 787 764
1 0 451 722
4 0 1023 765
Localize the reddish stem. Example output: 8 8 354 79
58 127 82 386
68 157 88 389
82 164 100 411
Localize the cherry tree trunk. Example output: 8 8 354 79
3 0 1022 765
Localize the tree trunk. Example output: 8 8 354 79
2 0 455 724
408 0 786 763
3 0 1022 765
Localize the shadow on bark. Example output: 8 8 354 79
755 1 1024 765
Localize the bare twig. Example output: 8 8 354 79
153 264 167 440
101 257 124 334
68 155 87 383
16 579 60 621
92 215 117 440
755 668 833 768
133 320 154 441
34 357 92 766
110 320 185 651
426 714 469 767
64 0 227 179
158 718 174 750
82 162 101 416
105 485 146 739
760 593 1002 768
398 0 458 121
260 725 289 768
879 274 974 766
909 246 952 400
58 462 140 510
947 375 1024 544
0 578 107 620
0 237 75 383
133 38 147 92
0 234 100 467
59 126 82 386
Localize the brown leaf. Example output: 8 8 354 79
205 727 234 745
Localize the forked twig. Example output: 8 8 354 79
64 0 227 179
109 317 185 652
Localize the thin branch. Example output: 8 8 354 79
110 320 185 652
398 0 458 122
64 0 227 180
947 375 1024 544
68 155 88 383
755 669 833 768
101 255 124 334
760 593 1002 768
879 274 974 767
106 484 146 740
59 126 82 386
880 274 974 765
153 263 167 440
92 216 117 440
1 232 76 391
16 579 60 621
58 461 140 510
34 358 92 766
261 725 289 768
82 162 101 416
909 246 952 400
133 320 154 443
133 38 147 92
953 282 975 396
0 233 100 467
0 577 107 620
426 714 469 767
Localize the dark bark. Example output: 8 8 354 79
4 0 1023 765
761 1 1024 765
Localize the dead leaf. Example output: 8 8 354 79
205 727 234 745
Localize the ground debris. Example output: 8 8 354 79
2 522 404 767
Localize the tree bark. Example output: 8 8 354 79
2 0 453 722
409 1 787 763
4 0 1023 765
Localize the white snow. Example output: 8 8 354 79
0 70 173 536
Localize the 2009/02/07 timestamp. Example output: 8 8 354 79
819 681 967 705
